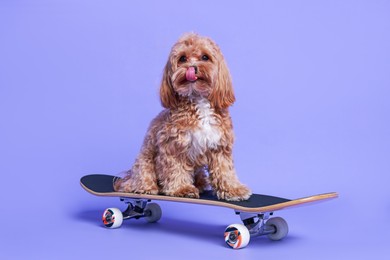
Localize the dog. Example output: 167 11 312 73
114 33 251 201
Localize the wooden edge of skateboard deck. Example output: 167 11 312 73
80 180 338 213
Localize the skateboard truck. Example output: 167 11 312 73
120 198 149 220
236 211 280 237
101 198 163 229
223 211 289 249
119 198 162 222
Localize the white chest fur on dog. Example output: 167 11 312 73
188 99 222 159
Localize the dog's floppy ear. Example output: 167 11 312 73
160 61 178 109
209 58 235 109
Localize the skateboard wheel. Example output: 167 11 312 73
144 203 162 223
224 224 250 249
102 208 123 228
266 217 289 241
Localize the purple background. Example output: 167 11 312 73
1 0 389 259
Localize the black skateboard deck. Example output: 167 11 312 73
80 174 337 213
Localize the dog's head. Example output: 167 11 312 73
160 33 235 109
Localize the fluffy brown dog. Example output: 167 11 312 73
114 33 251 201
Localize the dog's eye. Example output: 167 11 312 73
201 55 209 61
179 56 187 63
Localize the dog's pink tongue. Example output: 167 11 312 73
186 67 197 81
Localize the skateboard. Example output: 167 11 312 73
80 174 338 249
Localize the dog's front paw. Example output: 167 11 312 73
165 185 200 199
216 185 252 201
114 179 159 195
135 188 159 195
122 187 159 195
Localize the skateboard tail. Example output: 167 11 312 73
255 192 339 213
